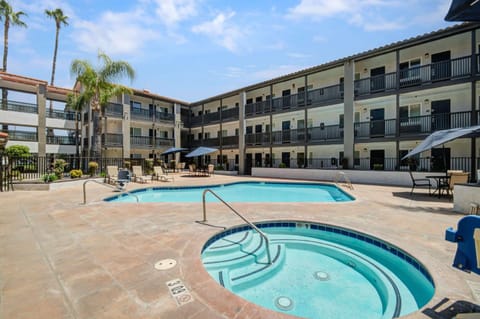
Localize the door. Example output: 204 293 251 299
255 124 262 144
297 87 305 105
281 152 290 168
297 119 305 142
255 153 262 167
370 108 385 137
431 51 451 81
297 152 305 168
282 121 291 143
370 150 385 170
282 89 291 108
245 153 253 175
431 147 450 172
431 100 451 131
246 126 253 144
370 66 385 92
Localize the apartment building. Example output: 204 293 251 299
184 22 480 175
1 22 479 176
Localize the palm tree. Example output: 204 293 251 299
0 0 26 126
65 92 86 163
45 8 68 88
70 52 135 158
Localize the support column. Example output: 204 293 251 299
238 91 246 175
343 60 355 168
37 84 47 157
122 93 131 160
174 103 182 163
471 30 477 181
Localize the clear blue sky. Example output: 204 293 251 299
7 0 455 102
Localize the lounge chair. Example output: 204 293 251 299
408 170 432 195
207 164 214 176
188 164 197 176
153 166 174 182
106 165 119 184
132 165 148 183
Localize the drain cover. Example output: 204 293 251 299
154 259 177 270
313 271 330 281
275 296 294 311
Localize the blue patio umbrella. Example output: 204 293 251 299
161 147 188 155
185 146 218 158
445 0 480 21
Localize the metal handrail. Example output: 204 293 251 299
201 189 272 265
82 180 139 204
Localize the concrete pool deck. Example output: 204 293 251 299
1 174 479 319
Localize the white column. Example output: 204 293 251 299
238 91 246 175
343 60 355 168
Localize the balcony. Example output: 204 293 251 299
245 100 270 116
246 132 270 146
46 135 76 145
221 107 239 122
46 109 76 121
102 133 123 147
3 130 37 141
272 128 308 145
130 107 154 122
155 138 174 147
398 110 473 135
0 99 37 114
221 135 239 147
308 124 343 142
105 103 123 118
155 111 174 123
354 119 397 138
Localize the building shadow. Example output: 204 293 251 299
392 191 452 203
422 298 480 318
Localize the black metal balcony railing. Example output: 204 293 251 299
355 72 397 96
105 103 123 118
130 107 154 122
130 135 153 146
3 130 37 141
221 135 239 147
46 135 76 145
155 111 174 122
245 100 270 116
46 109 77 121
221 107 239 121
0 99 37 114
354 119 396 138
102 133 123 147
308 124 343 142
398 110 472 135
308 84 343 105
246 132 270 146
155 138 174 147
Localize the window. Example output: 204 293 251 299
159 131 168 138
221 129 227 137
197 133 202 140
256 96 262 102
400 103 421 121
400 58 421 79
130 101 141 109
246 98 253 104
354 112 360 123
235 128 239 136
130 127 141 136
339 114 344 129
204 132 211 139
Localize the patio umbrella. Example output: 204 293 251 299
401 125 480 160
161 147 188 155
445 0 480 21
185 146 218 158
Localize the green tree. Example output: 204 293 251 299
45 8 68 113
70 52 135 157
0 0 27 130
5 144 30 157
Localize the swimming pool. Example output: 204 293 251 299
202 221 434 319
105 181 354 203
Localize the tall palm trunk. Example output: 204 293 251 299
1 17 9 132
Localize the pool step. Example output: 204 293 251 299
202 231 254 257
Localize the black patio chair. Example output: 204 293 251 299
409 170 432 195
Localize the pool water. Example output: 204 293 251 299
202 221 434 319
105 181 354 203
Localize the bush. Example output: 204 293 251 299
69 169 83 178
279 162 287 168
215 165 225 170
42 173 58 183
54 159 68 179
88 161 98 176
5 145 31 157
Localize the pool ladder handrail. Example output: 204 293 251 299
82 180 139 204
333 171 354 190
201 188 272 265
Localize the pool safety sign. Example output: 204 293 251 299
166 278 194 306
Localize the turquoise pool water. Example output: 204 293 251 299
105 181 354 203
202 221 434 319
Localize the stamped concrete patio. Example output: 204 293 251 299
1 174 479 319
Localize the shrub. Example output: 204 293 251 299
70 169 83 178
54 159 68 179
279 162 287 168
5 145 31 157
124 161 131 169
215 165 225 170
88 161 98 176
42 173 58 183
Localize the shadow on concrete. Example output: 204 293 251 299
392 191 452 203
422 298 480 318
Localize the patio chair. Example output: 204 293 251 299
153 166 174 182
132 165 148 183
188 164 197 176
207 164 214 176
439 171 469 197
106 165 119 184
409 170 432 195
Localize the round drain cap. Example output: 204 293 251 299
154 259 177 270
314 271 330 281
275 296 294 311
